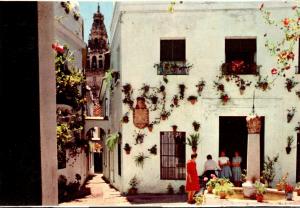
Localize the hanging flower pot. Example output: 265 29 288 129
187 96 197 105
256 193 264 202
173 95 179 107
147 124 153 132
172 125 177 132
286 146 291 154
219 191 227 199
192 146 197 153
192 121 200 132
122 115 129 123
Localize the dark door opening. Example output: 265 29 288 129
219 116 265 173
94 152 103 173
297 133 300 182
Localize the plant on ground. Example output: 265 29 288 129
261 154 279 187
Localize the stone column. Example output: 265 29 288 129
242 115 261 198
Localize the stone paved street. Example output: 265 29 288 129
60 174 300 207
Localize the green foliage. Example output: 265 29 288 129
186 133 200 147
261 154 279 187
254 181 267 195
213 179 234 195
105 132 121 151
134 153 149 168
55 45 85 110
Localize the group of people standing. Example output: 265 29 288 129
185 150 242 204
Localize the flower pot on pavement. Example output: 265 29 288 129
256 194 264 202
219 191 227 199
286 192 293 200
207 186 213 194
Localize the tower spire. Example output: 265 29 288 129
97 3 100 13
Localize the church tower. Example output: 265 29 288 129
85 4 109 117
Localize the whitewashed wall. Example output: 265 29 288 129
54 1 88 186
109 1 300 193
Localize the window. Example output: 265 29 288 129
92 56 97 69
160 132 186 180
224 38 257 75
158 39 189 75
160 40 185 62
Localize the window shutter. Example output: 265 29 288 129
173 40 186 61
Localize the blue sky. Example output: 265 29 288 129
79 1 114 43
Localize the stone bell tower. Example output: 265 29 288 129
85 3 109 117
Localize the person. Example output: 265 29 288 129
186 153 200 204
218 150 232 179
203 154 220 180
232 151 242 186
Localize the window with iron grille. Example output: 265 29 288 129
160 40 185 62
160 131 186 180
224 38 257 75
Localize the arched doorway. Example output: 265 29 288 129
86 127 106 174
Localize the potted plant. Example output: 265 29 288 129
196 80 206 96
160 110 170 120
123 143 132 154
285 183 294 200
171 125 178 132
134 132 146 145
159 85 165 92
276 173 288 191
214 81 225 92
206 174 218 194
187 133 201 153
296 182 300 196
150 95 158 105
148 144 157 155
214 178 234 199
220 93 230 105
286 136 294 154
255 76 270 91
122 114 129 123
128 176 139 195
73 11 80 21
134 153 149 168
287 107 296 123
187 95 198 105
147 123 153 132
179 185 185 194
178 84 186 99
261 155 279 187
167 183 174 194
285 77 299 92
141 84 150 96
192 121 200 131
105 132 121 151
254 181 266 202
172 95 179 107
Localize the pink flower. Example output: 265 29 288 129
52 43 64 54
204 177 208 182
271 68 277 75
210 174 216 178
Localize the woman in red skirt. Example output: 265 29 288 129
186 153 200 204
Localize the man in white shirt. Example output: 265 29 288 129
203 154 220 179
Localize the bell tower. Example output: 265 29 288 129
85 3 109 117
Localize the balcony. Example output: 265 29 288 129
221 61 260 75
154 61 192 75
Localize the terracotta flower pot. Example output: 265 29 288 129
297 189 300 196
148 125 153 132
161 115 167 120
190 99 197 105
192 146 197 153
276 184 283 191
207 186 213 194
256 194 264 202
125 150 131 155
172 126 177 132
286 146 291 154
219 191 227 199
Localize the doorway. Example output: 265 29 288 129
219 116 265 172
94 152 103 173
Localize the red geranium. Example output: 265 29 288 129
287 52 295 60
52 43 64 54
285 184 294 193
271 68 278 75
283 18 290 27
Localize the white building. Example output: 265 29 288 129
102 1 300 194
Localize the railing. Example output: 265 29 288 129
154 61 192 75
221 62 260 75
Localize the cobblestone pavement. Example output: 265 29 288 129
60 174 300 207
